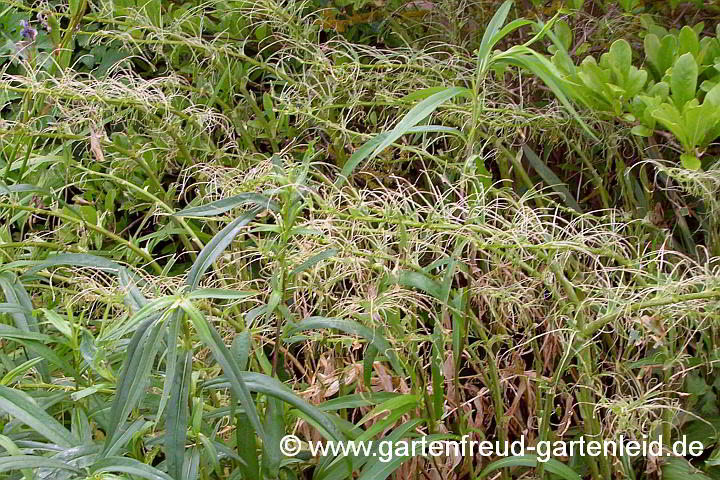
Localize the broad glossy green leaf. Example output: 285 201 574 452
672 53 698 109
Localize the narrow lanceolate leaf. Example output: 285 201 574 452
0 303 30 314
0 183 48 195
0 272 49 381
22 253 123 276
180 301 266 442
394 270 444 299
336 88 469 187
174 193 278 217
204 372 345 443
90 457 174 480
369 87 469 162
290 248 338 275
0 455 82 475
235 412 260 479
286 317 404 377
103 317 166 455
187 208 262 290
522 144 582 212
478 455 583 480
158 310 183 423
0 386 78 447
476 0 514 71
187 289 256 301
166 348 192 480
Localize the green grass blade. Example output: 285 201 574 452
102 317 165 455
22 253 123 276
476 0 514 71
356 434 453 480
187 289 256 300
290 248 338 275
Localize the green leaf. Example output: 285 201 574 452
0 386 78 447
180 301 266 443
187 208 261 290
681 153 702 170
0 456 81 475
174 194 278 217
662 456 714 480
22 253 123 276
522 144 582 212
261 396 284 478
235 412 260 479
631 125 652 137
356 434 453 480
394 270 444 299
290 248 338 275
672 53 698 109
336 88 469 187
102 317 165 455
90 457 175 480
166 348 192 480
186 289 256 300
478 455 583 480
607 39 632 84
476 0 514 72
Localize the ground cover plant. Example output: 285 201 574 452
1 0 720 479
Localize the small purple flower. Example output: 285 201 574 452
20 20 37 41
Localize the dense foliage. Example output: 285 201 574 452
1 0 720 479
